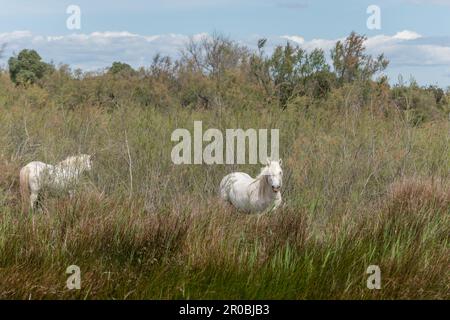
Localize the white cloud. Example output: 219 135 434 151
0 31 196 70
392 30 422 40
277 30 450 67
0 30 33 42
281 35 305 44
272 30 450 85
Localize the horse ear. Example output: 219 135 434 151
279 158 282 166
266 158 271 166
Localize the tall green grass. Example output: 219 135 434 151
0 93 449 299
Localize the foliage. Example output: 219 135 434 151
8 49 53 86
3 32 447 119
251 41 334 107
331 32 389 84
108 61 136 76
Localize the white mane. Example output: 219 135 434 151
57 154 91 169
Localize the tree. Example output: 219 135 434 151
426 85 446 105
108 61 136 76
331 32 388 84
251 40 332 108
180 32 249 108
182 33 249 83
0 43 5 58
8 49 52 85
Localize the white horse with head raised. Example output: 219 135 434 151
219 159 283 213
19 154 93 212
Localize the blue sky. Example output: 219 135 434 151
1 0 450 87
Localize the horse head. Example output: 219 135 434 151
263 158 283 193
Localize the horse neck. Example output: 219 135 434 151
45 163 56 174
255 170 272 200
56 162 85 177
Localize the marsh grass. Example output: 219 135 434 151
0 98 449 299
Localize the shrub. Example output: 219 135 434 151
8 49 53 86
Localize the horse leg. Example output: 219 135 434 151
37 192 46 213
260 199 281 215
272 197 282 211
224 200 235 212
30 192 38 212
269 194 282 213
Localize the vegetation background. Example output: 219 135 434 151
0 33 449 299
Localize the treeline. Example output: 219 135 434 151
1 32 449 124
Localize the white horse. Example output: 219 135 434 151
19 154 93 212
219 159 283 213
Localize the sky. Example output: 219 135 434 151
1 0 450 87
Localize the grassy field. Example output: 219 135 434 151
0 92 448 299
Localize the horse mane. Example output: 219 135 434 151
252 165 271 198
254 161 283 198
59 156 76 165
255 164 270 181
57 154 89 168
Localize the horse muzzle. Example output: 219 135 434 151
272 186 281 193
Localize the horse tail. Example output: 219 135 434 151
20 166 30 213
219 174 232 202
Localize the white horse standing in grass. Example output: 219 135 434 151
19 154 93 212
219 159 283 213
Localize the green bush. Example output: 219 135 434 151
8 49 53 86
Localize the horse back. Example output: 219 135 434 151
220 172 252 187
220 172 254 198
